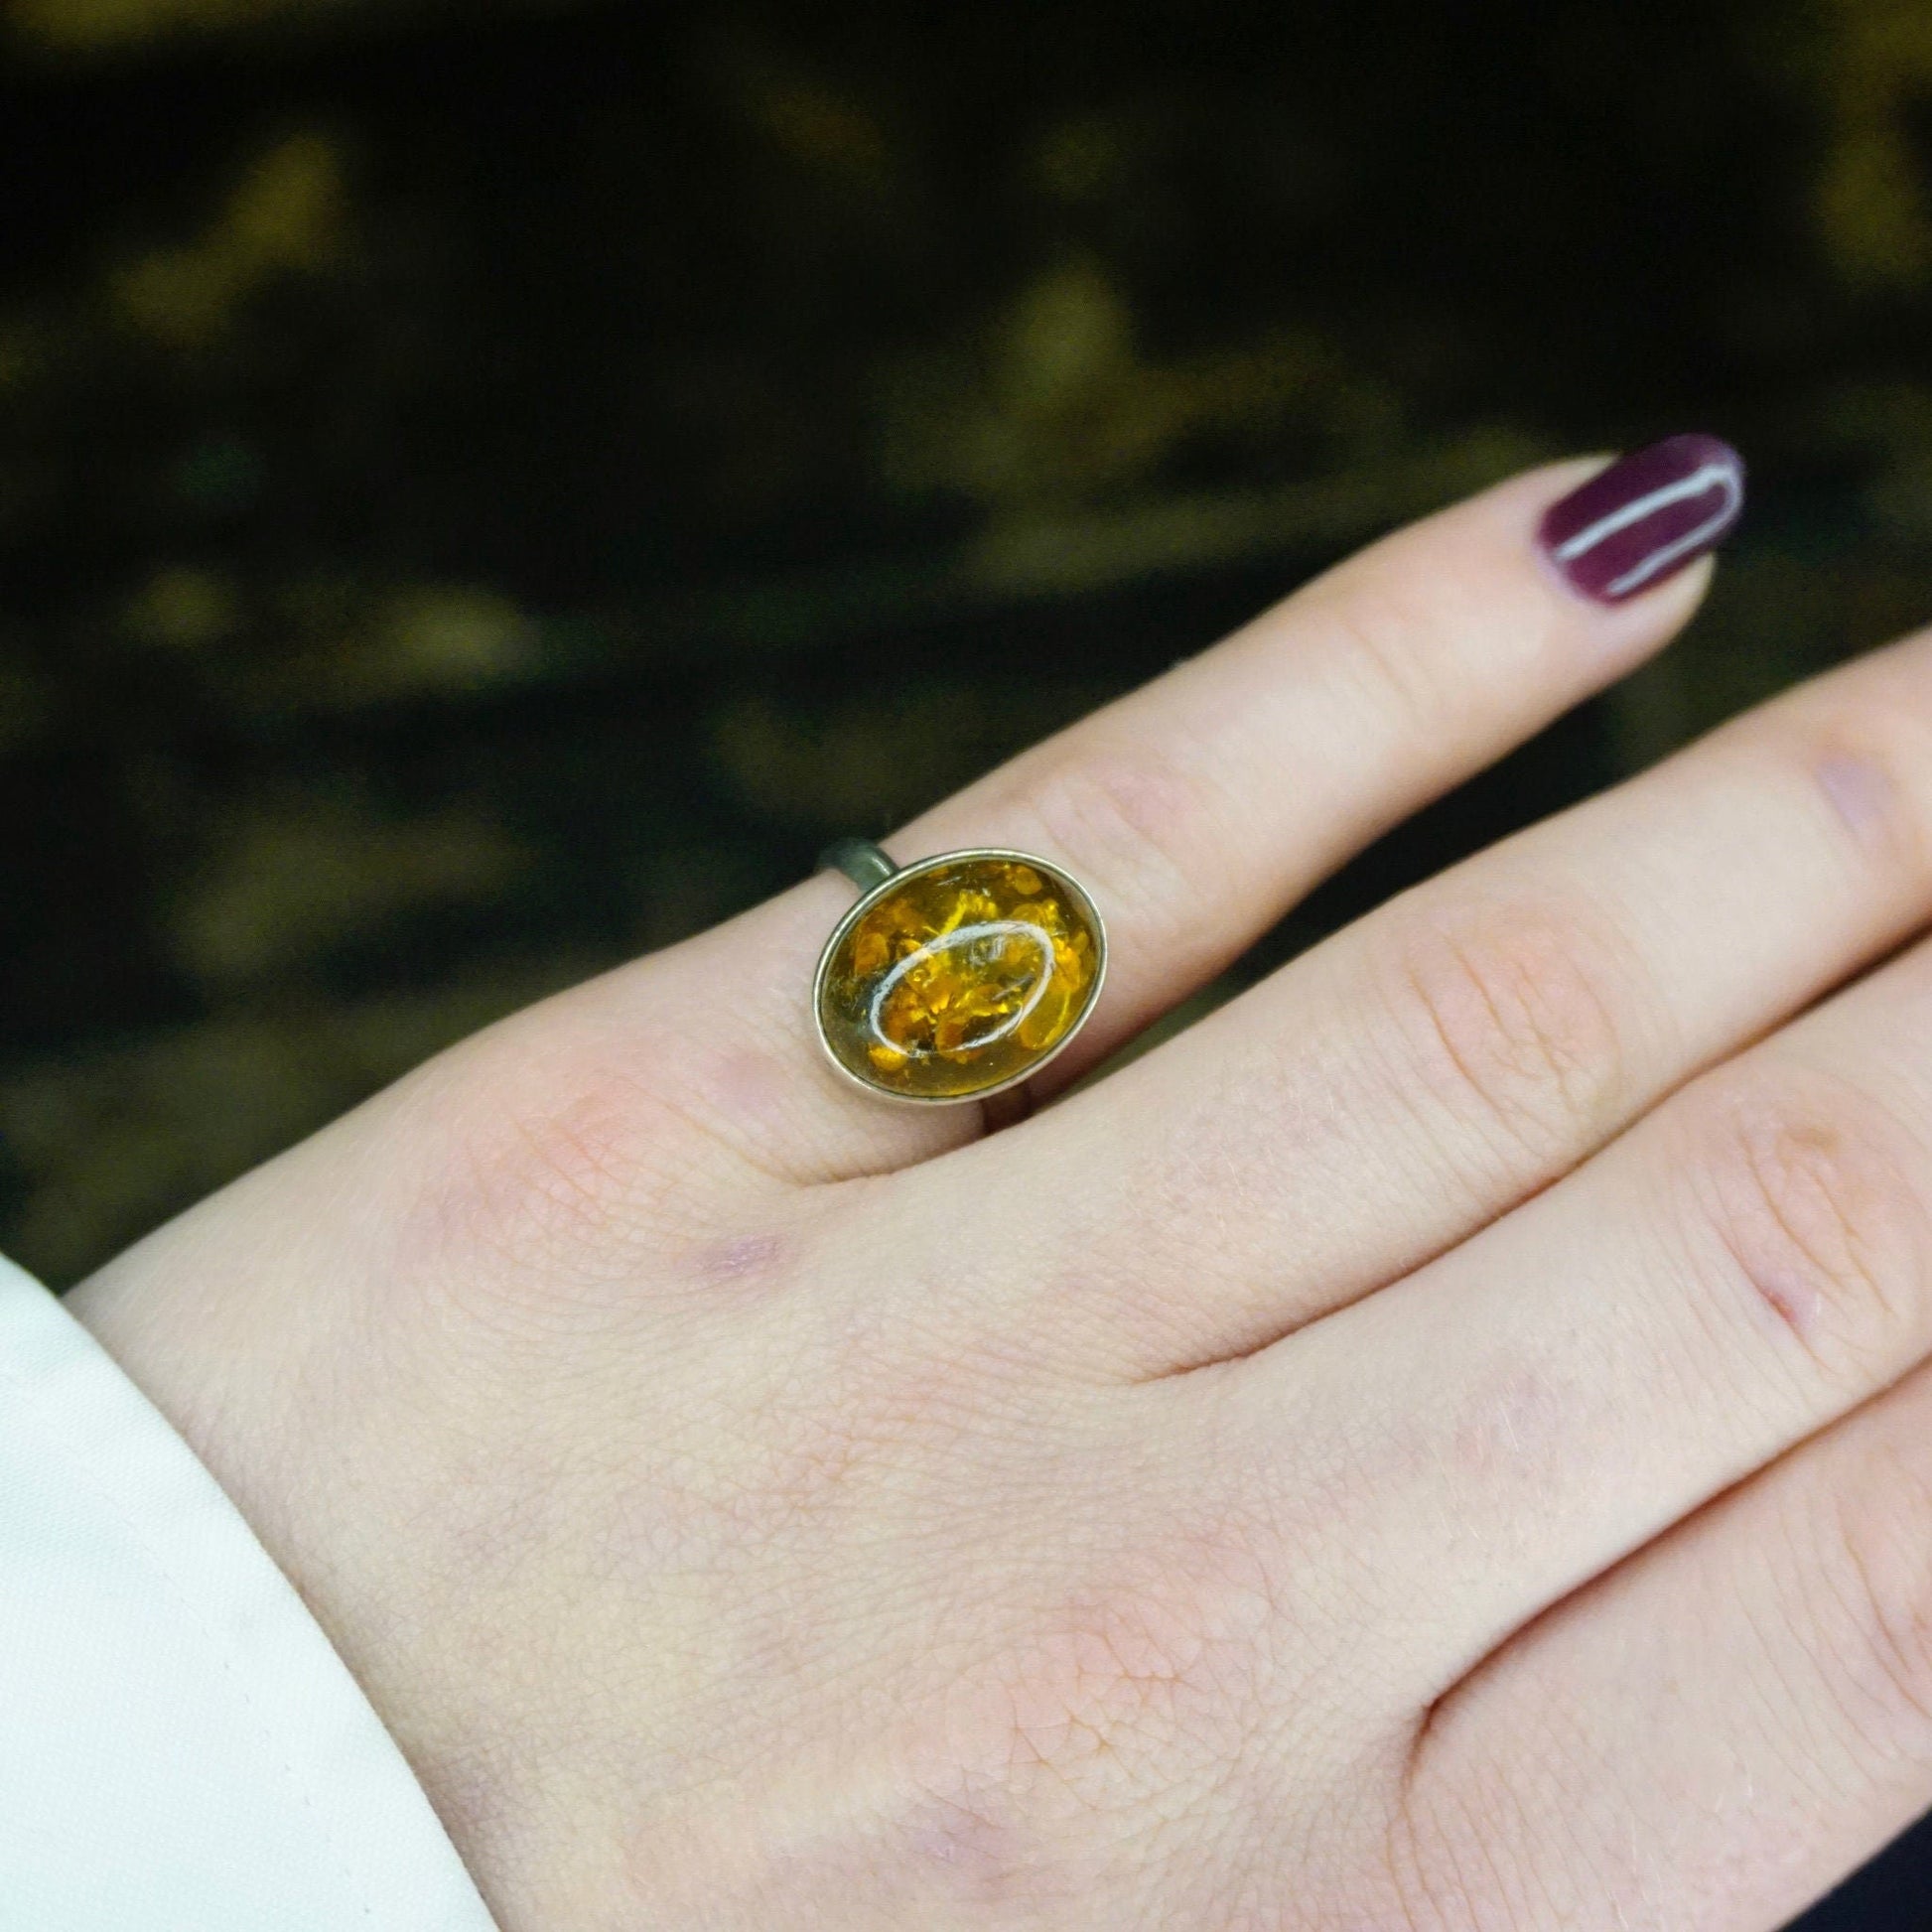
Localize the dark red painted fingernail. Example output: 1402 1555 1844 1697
1538 434 1745 603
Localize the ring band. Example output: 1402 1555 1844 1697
811 839 1108 1104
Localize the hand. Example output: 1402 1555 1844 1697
69 443 1932 1930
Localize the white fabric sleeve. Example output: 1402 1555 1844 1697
0 1252 500 1932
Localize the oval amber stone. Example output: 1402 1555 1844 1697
815 853 1104 1100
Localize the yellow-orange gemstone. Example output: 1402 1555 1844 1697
815 853 1104 1100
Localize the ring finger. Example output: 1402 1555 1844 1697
559 447 1727 1189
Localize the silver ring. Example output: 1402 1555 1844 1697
811 839 1108 1106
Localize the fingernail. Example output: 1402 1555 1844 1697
1538 433 1745 603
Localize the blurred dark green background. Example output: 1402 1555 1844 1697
4 3 1932 1918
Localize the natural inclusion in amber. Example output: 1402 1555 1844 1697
816 853 1103 1100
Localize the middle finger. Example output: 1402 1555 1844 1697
941 621 1932 1379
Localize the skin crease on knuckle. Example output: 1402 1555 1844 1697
1369 890 1635 1190
1295 520 1569 762
1674 1062 1932 1396
998 727 1241 947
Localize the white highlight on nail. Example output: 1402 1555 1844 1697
1552 459 1742 598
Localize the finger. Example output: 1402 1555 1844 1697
561 448 1725 1188
955 615 1932 1379
1397 1358 1932 1931
1225 912 1932 1709
895 444 1728 1092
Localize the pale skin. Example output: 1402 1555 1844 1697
67 455 1932 1927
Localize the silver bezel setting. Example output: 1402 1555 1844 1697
811 846 1109 1106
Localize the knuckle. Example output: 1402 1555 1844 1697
393 1036 749 1305
1375 897 1632 1172
1302 574 1483 744
1677 1069 1932 1389
1815 1449 1932 1757
1017 732 1232 922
